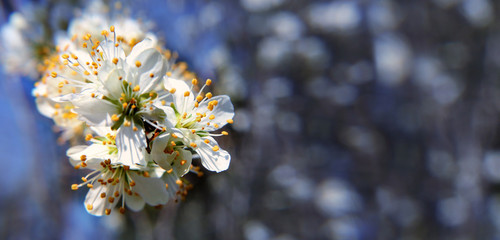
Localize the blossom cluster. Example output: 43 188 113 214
29 7 234 216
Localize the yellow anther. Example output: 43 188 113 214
212 146 220 151
165 183 169 189
161 100 166 105
129 180 136 187
105 209 111 215
194 102 199 108
112 58 118 64
108 197 115 203
191 129 196 134
222 131 228 135
209 115 215 120
172 133 178 138
71 184 78 190
110 26 115 32
190 142 197 148
80 155 87 161
82 42 88 48
184 91 190 97
133 126 138 131
51 72 57 78
114 191 120 197
124 121 131 127
166 72 172 77
101 30 108 36
111 114 120 121
81 177 87 182
71 53 78 59
206 79 212 86
143 171 150 177
85 134 93 141
91 93 95 98
206 92 213 99
61 54 69 59
180 160 187 165
84 71 90 76
214 123 219 128
150 73 154 78
169 88 176 94
87 183 93 188
192 78 198 85
204 139 210 144
86 204 93 211
133 85 140 92
176 179 183 185
100 193 106 198
122 102 128 108
119 207 125 214
135 61 142 67
227 119 234 124
182 112 187 119
196 95 203 102
72 62 79 67
167 168 173 174
170 141 176 146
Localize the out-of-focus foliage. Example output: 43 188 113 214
2 0 500 239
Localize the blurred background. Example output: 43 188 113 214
1 0 500 239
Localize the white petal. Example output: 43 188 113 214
163 171 180 200
103 68 127 99
72 94 119 127
115 125 147 167
129 171 169 205
164 78 194 110
125 193 145 211
126 38 156 60
99 40 126 61
84 181 119 216
197 95 234 131
89 126 114 136
67 144 113 169
126 38 166 92
155 105 177 129
34 97 56 118
172 149 192 177
197 137 231 172
150 134 176 171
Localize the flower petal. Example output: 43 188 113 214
164 78 194 110
196 136 231 172
125 193 145 211
102 68 127 100
126 38 166 92
172 149 192 177
72 93 119 127
197 95 234 131
162 171 180 200
115 125 147 167
84 181 119 216
67 144 113 169
129 171 169 205
99 40 126 61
